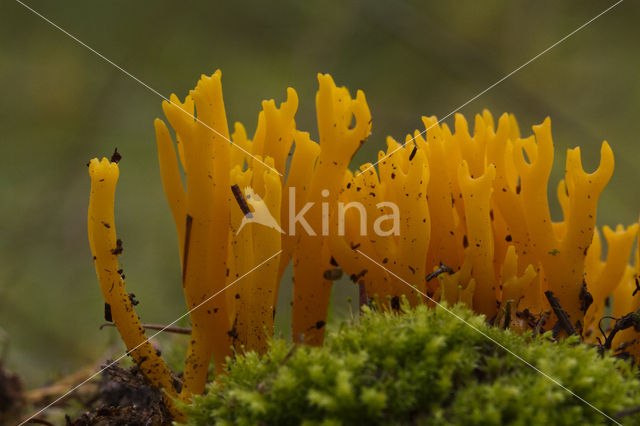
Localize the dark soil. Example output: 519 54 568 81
0 361 25 424
67 362 172 426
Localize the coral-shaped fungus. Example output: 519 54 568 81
88 71 640 411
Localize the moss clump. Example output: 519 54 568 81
183 302 640 425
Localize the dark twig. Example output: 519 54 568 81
533 311 550 338
551 321 564 338
231 184 253 218
501 300 513 330
515 309 537 329
633 277 640 296
100 323 191 335
544 291 576 337
615 339 637 353
597 312 640 354
426 262 454 282
598 316 614 343
182 214 193 286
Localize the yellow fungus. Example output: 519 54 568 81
291 74 372 345
87 70 640 415
583 224 638 338
87 157 180 414
157 71 235 396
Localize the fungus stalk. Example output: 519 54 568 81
87 158 179 410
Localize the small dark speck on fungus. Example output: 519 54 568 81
111 239 123 255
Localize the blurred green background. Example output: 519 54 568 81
0 0 638 388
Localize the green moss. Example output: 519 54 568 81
182 302 640 425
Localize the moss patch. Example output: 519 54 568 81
183 302 640 425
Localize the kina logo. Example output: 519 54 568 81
235 186 284 235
